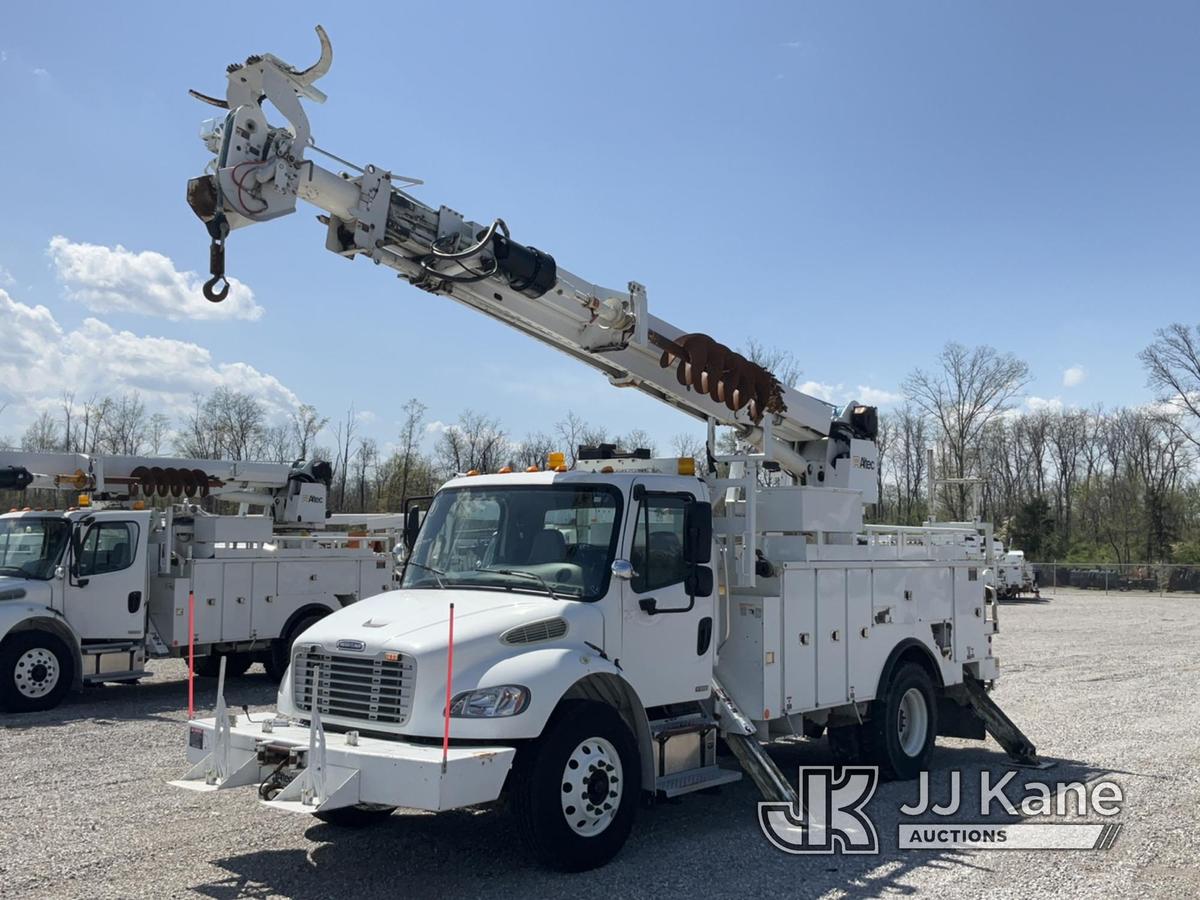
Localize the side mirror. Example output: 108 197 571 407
611 559 636 581
685 566 714 598
403 506 421 551
683 501 712 564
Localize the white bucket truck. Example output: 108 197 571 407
174 30 1044 870
0 451 396 712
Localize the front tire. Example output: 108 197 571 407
510 700 641 872
0 631 74 713
860 662 938 781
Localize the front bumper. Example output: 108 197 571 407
170 715 516 815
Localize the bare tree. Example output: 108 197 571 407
332 404 358 509
743 339 802 388
671 431 706 463
1140 322 1200 449
436 410 509 475
903 343 1031 519
101 394 149 455
21 411 60 452
353 437 378 512
290 404 328 460
148 413 171 455
394 399 427 503
617 429 656 456
515 431 556 470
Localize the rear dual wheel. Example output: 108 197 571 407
827 662 938 781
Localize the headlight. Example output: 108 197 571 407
448 685 530 718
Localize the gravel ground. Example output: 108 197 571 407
1 587 1197 899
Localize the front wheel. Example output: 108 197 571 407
509 700 641 872
0 631 74 713
860 662 938 781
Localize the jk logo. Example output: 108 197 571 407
759 766 880 854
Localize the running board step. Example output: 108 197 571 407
656 765 742 798
962 677 1053 769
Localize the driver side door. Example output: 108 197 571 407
65 515 149 641
619 482 715 708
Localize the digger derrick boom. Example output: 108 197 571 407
185 26 878 477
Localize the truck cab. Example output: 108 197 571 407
277 460 716 735
0 506 153 711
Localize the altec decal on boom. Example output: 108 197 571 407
174 27 1049 872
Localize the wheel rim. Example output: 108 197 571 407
560 736 623 837
14 647 60 699
897 687 928 757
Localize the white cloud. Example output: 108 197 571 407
1025 395 1064 413
798 381 902 407
31 67 48 78
0 266 13 287
1 51 8 64
424 420 451 436
0 289 296 431
1062 365 1086 388
47 236 263 322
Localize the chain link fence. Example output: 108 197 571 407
1032 563 1200 596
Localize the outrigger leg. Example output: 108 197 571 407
962 677 1055 769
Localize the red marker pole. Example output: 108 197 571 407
441 602 456 773
187 590 196 719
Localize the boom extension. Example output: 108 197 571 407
186 27 880 483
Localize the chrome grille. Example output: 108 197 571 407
292 647 416 725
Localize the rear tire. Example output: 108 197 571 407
860 662 938 781
509 700 641 872
313 804 396 827
827 723 863 764
194 651 252 679
0 631 74 713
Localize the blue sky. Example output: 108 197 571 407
2 1 1198 456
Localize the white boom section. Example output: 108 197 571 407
0 450 332 526
186 28 869 474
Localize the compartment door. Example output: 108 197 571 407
782 568 817 713
815 568 848 707
219 563 253 642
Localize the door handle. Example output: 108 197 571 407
128 591 142 614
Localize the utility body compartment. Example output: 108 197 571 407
714 558 987 727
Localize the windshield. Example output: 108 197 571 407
402 484 622 601
0 518 70 580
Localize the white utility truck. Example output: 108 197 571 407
0 451 396 712
990 543 1039 600
174 29 1044 871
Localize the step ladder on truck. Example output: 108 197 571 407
173 27 1048 871
0 451 398 712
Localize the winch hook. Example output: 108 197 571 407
204 237 230 303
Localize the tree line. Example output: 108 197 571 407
875 328 1200 564
2 388 702 518
6 321 1200 564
